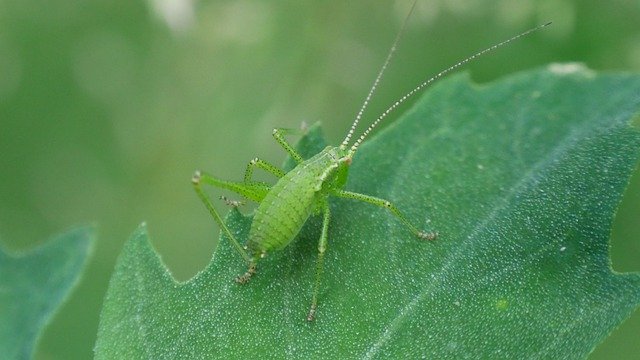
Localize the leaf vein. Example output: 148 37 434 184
364 120 593 358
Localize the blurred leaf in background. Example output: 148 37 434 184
0 227 94 359
0 0 638 358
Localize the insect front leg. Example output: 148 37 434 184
332 189 437 240
308 203 331 322
192 171 272 263
272 128 305 164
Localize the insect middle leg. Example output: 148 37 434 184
307 203 331 322
332 189 437 240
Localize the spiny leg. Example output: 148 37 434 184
194 170 275 282
308 204 331 321
192 171 252 263
205 158 285 207
196 170 270 203
333 189 437 240
244 157 285 182
272 127 305 164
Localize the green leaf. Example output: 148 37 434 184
96 65 640 359
0 227 95 360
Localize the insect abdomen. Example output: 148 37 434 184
248 151 333 254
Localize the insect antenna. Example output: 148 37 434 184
340 0 419 151
349 21 552 154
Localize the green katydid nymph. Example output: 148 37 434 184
192 1 550 321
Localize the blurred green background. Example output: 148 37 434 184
0 0 638 358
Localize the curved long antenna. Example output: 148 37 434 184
349 21 552 154
340 0 419 150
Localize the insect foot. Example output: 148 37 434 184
418 231 438 241
235 263 257 284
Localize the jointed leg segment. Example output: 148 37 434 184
308 204 331 322
192 171 251 263
192 162 287 264
194 170 271 203
333 189 437 240
272 128 304 164
244 157 285 182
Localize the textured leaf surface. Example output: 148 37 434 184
0 227 95 359
96 65 640 359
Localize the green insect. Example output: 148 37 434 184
192 2 550 321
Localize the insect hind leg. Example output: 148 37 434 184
195 170 270 204
192 171 260 263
